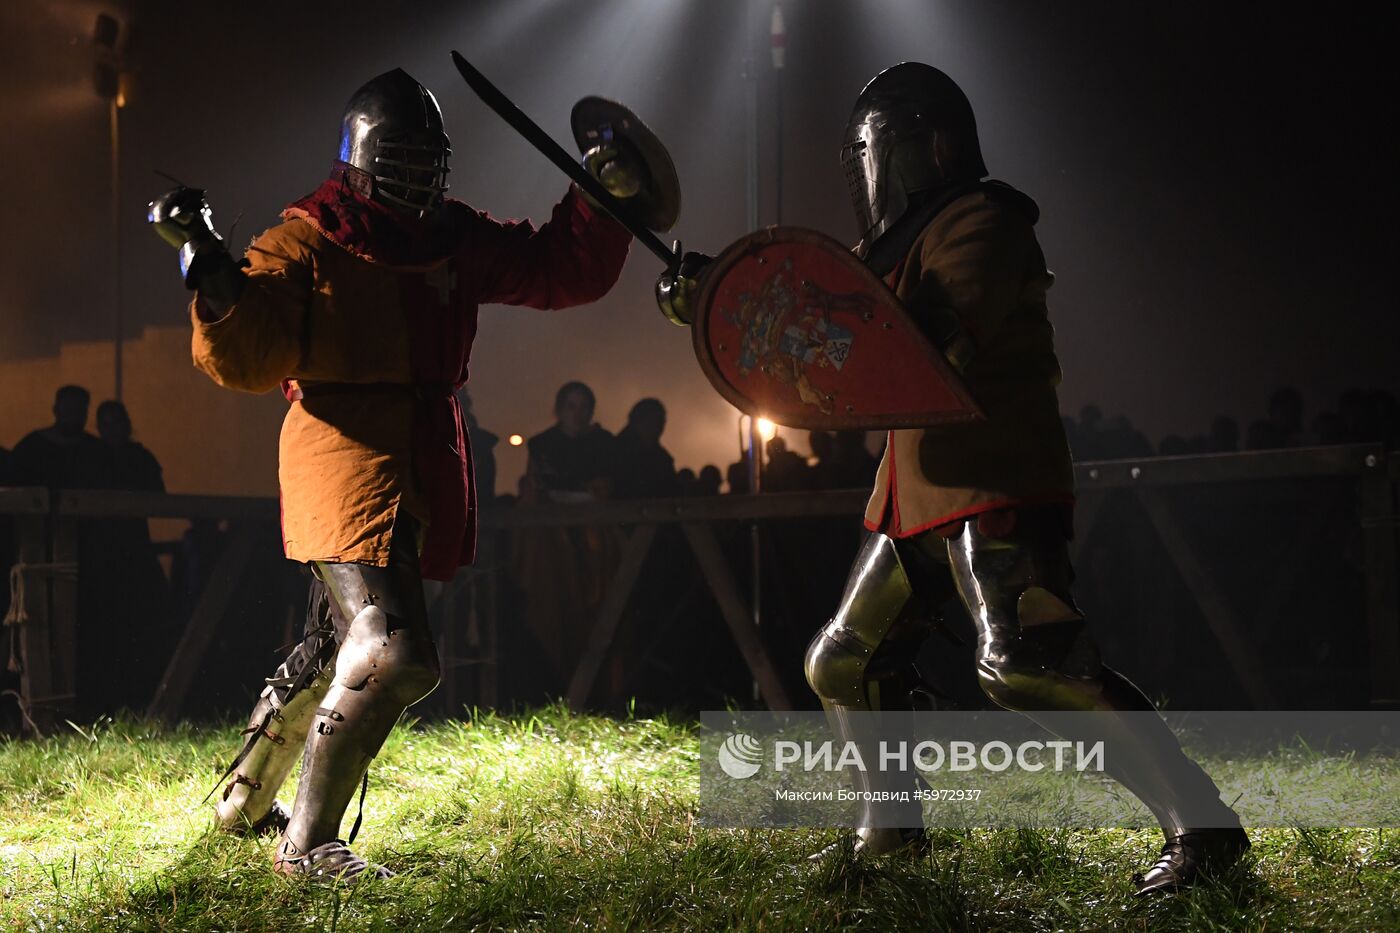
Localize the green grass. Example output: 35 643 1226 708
1 707 1397 931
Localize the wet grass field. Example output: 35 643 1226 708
1 707 1397 931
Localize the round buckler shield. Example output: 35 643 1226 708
571 96 681 232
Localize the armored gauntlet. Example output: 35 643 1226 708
582 142 644 200
147 186 245 317
653 247 712 327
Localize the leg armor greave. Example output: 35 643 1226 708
215 580 339 832
278 553 440 861
805 533 914 709
805 532 924 854
943 516 1241 837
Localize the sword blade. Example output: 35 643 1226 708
449 50 677 267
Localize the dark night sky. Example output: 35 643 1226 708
2 0 1395 486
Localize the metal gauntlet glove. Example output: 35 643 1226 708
582 142 643 201
653 247 712 327
147 185 245 316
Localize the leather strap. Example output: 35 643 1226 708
347 771 370 845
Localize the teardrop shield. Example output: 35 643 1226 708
692 226 982 430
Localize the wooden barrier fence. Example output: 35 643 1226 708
1 444 1396 733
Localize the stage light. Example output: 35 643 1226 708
757 418 777 441
508 434 524 447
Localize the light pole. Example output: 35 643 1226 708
737 2 790 704
738 413 775 702
93 14 126 401
736 415 777 494
771 2 785 224
742 2 765 702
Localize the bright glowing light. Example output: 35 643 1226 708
756 418 777 442
508 434 524 447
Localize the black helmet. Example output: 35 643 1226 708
841 62 987 247
337 69 452 216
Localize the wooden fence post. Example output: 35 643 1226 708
13 507 56 734
1360 452 1400 703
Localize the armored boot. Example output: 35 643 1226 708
1133 826 1251 895
274 555 439 882
941 514 1249 894
212 580 339 836
804 533 928 857
216 681 328 837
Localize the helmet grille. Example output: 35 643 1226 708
841 139 878 241
371 135 451 214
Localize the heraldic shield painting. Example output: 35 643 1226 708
693 227 983 430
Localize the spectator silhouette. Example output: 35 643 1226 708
725 460 750 495
97 401 164 492
833 430 880 487
11 385 112 489
1245 419 1284 450
1159 434 1190 456
695 465 723 497
1076 386 1395 459
1068 405 1152 460
524 381 615 502
613 398 680 499
808 429 880 487
1312 410 1348 445
1336 388 1368 443
89 400 172 715
513 381 622 696
12 388 121 715
1075 404 1105 459
763 436 810 491
1267 387 1304 447
1244 388 1302 450
1336 388 1400 446
457 390 499 505
808 431 838 488
1208 415 1240 453
1105 415 1153 458
1368 389 1400 447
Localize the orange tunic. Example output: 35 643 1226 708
864 186 1075 537
190 182 630 578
